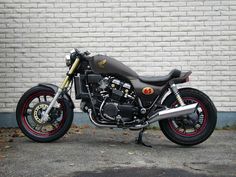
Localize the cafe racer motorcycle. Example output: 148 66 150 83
16 49 217 147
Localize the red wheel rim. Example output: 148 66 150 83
20 91 66 138
168 97 208 137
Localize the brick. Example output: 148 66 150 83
0 1 235 112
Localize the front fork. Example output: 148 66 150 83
170 83 185 106
41 58 80 122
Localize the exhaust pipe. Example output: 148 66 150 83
148 103 198 124
88 103 198 129
88 109 117 128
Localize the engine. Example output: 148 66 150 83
97 77 138 123
99 77 134 100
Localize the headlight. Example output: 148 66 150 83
65 54 71 67
65 49 79 67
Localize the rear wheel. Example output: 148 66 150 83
16 86 74 142
159 88 217 146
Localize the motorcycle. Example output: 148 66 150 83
16 49 217 147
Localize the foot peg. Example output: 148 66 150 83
135 128 152 148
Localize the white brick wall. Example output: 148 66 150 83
0 0 236 112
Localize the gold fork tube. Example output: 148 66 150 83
60 58 80 89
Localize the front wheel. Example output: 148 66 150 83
159 88 217 146
16 86 74 142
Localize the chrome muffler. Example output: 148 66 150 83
148 103 198 124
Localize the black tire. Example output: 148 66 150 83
16 86 74 142
159 88 217 146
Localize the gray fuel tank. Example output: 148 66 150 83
88 55 138 79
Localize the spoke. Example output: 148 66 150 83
44 95 47 102
24 112 31 116
196 121 200 125
51 123 57 130
193 125 198 131
54 120 60 126
34 124 43 131
182 124 187 134
24 108 33 117
177 127 183 132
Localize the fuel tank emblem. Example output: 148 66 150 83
142 87 154 95
97 59 107 68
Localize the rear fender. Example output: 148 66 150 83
38 83 75 109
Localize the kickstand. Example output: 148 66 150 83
135 128 152 148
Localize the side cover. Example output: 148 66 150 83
88 55 139 79
130 79 165 108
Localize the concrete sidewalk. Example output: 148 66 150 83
0 128 235 177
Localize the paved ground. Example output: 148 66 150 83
0 127 235 177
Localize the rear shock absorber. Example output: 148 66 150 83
170 83 185 106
